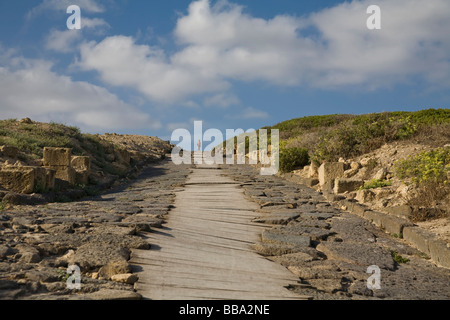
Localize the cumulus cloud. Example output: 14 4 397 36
305 0 450 88
45 17 110 53
0 55 160 132
79 36 229 103
77 0 450 105
203 93 240 108
45 29 83 53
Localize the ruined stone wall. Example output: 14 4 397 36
0 146 90 194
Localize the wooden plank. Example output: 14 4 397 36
130 167 303 300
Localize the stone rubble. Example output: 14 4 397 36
222 163 450 300
0 157 190 300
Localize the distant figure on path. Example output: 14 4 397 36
197 139 201 152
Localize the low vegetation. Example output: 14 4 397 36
263 108 450 222
0 119 128 177
0 200 8 212
279 147 309 173
271 108 450 166
391 251 410 264
394 147 450 222
360 179 392 190
394 147 450 185
219 109 449 180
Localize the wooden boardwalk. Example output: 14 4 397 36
130 166 303 300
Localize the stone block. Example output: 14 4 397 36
355 189 374 203
98 261 131 280
57 167 76 185
43 148 72 167
349 202 369 216
429 239 450 268
381 214 413 235
333 178 364 194
318 162 345 190
308 162 319 178
403 226 432 256
46 169 56 190
350 161 361 170
373 167 388 180
0 167 35 194
302 178 319 187
48 166 76 186
403 226 450 268
365 210 413 235
0 165 56 194
364 210 385 228
385 205 412 218
32 167 55 192
71 156 91 171
111 273 139 285
75 170 89 185
343 168 358 178
0 146 19 158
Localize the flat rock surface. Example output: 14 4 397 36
222 164 450 300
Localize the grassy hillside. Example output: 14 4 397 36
266 108 450 222
0 119 130 177
269 108 450 169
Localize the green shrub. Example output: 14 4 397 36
391 251 410 264
394 147 450 185
360 179 392 190
394 147 450 221
0 200 8 211
270 109 450 164
279 147 309 173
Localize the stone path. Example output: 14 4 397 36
1 156 449 300
131 166 304 300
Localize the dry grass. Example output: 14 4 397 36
407 182 450 222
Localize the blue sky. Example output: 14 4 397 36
0 0 449 147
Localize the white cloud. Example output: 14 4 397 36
82 17 110 30
166 122 191 132
45 30 82 53
77 0 450 105
305 0 450 88
79 36 229 103
203 93 239 108
45 18 110 53
0 55 160 132
239 107 269 120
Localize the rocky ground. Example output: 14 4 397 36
294 141 450 244
222 164 450 300
1 155 449 300
0 158 190 300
